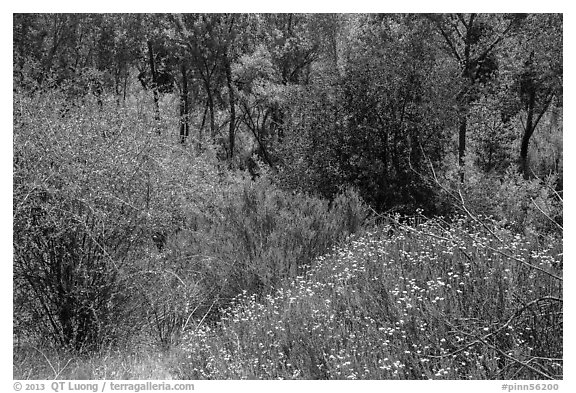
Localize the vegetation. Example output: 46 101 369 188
13 13 562 380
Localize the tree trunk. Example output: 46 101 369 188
41 15 64 84
179 62 189 144
458 109 467 183
147 40 161 125
225 56 236 158
457 14 475 183
123 69 128 103
198 98 211 150
207 86 215 139
520 89 536 179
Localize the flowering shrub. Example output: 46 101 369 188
440 158 562 239
177 217 562 379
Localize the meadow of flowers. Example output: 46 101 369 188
174 216 562 380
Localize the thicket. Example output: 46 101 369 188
13 91 367 355
13 13 562 380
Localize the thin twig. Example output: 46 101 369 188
425 302 558 380
481 242 562 281
53 358 74 379
425 296 562 360
530 197 563 232
196 296 218 331
31 346 57 379
475 336 554 380
530 168 563 204
413 145 561 281
457 189 502 243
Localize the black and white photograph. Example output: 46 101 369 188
11 9 564 387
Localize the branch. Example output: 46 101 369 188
475 18 517 65
411 144 562 282
429 16 462 64
458 189 502 243
532 90 555 132
530 168 563 204
476 336 555 379
531 197 563 232
425 296 562 360
455 13 468 30
425 297 560 380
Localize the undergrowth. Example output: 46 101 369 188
14 214 562 380
13 92 562 381
174 217 562 380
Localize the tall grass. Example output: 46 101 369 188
13 346 177 380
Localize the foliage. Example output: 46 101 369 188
175 217 562 379
275 15 458 214
158 176 368 324
14 91 146 352
13 13 563 380
439 158 562 238
13 90 225 351
467 96 516 173
13 88 368 353
13 346 178 379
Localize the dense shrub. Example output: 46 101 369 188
13 90 369 352
13 91 225 351
438 160 563 239
13 13 563 380
158 177 369 324
14 92 144 351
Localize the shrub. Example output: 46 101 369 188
13 91 225 351
14 92 146 352
164 176 369 317
438 158 562 240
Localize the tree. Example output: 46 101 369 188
426 13 525 181
275 15 454 212
171 14 231 141
504 14 562 179
232 45 281 167
14 14 143 108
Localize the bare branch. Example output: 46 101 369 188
425 296 560 379
412 144 562 282
426 296 562 360
475 337 555 380
458 189 502 243
531 197 563 232
428 15 463 65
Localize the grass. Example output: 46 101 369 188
14 346 178 380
